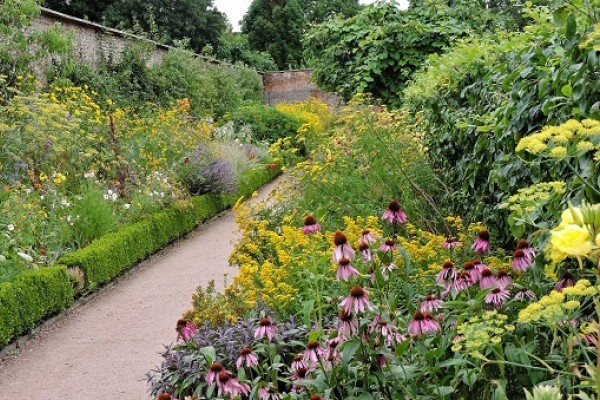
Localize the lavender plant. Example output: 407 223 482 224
177 143 237 196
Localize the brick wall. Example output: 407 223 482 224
261 70 342 106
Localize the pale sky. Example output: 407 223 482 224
213 0 410 32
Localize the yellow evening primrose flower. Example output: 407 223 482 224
550 224 592 257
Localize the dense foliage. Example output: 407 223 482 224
0 0 70 97
304 1 507 107
241 0 306 70
151 101 600 399
242 0 362 70
404 1 600 244
216 32 278 72
48 44 263 119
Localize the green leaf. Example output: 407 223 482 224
435 386 455 396
566 13 577 40
199 346 216 364
561 84 573 97
395 339 410 358
342 340 360 372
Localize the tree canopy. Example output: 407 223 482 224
242 0 361 70
304 0 510 107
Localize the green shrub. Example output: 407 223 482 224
222 105 302 144
404 5 600 243
58 166 280 290
0 265 73 348
49 46 263 119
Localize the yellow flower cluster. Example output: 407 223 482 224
580 22 600 51
453 311 514 354
516 119 600 159
502 182 566 213
518 280 597 325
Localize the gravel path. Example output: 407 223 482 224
0 177 281 400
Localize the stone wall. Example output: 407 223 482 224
261 70 342 106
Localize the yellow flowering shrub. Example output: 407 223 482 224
453 311 514 354
516 119 600 158
518 280 597 325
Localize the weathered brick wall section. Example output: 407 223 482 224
30 8 172 69
261 70 342 106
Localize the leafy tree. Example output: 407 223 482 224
216 32 278 71
304 0 361 23
43 0 112 21
304 0 504 107
241 0 362 70
242 0 306 70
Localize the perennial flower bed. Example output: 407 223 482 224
148 106 600 399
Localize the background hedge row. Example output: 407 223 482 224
0 166 281 348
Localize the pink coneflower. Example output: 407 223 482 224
442 237 460 249
302 215 322 235
338 310 358 336
380 262 395 281
517 239 536 261
291 366 310 381
303 340 324 364
379 238 397 252
176 319 197 341
382 199 408 224
206 362 231 385
408 311 441 337
472 230 491 254
236 347 259 369
480 268 496 289
485 287 511 307
332 231 356 263
336 257 359 281
452 271 473 292
371 318 401 346
463 261 480 282
291 354 308 371
340 286 373 314
496 270 512 288
515 288 536 301
322 337 342 362
358 242 373 262
471 259 487 273
555 271 576 292
436 260 457 284
359 229 376 244
254 317 277 340
420 294 444 313
217 371 250 398
512 249 533 272
258 386 282 400
157 393 176 400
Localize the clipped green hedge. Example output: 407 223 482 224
0 165 280 349
0 266 73 348
59 166 281 290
